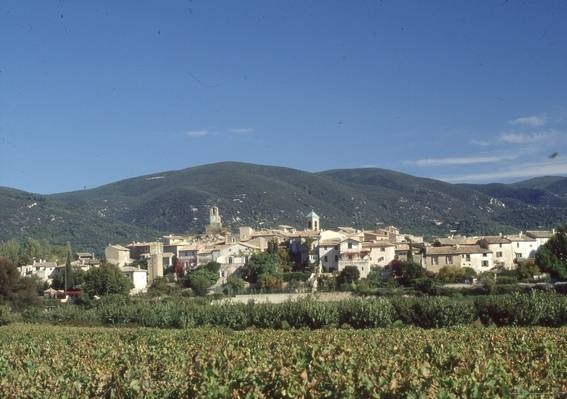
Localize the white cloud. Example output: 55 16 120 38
509 115 545 127
412 155 513 167
441 158 567 182
499 131 553 144
228 128 255 135
186 130 209 138
470 139 491 146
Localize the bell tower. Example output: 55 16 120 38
306 210 320 231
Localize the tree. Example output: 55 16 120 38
0 240 23 266
0 258 39 310
406 238 414 263
535 226 567 280
391 260 425 286
337 266 360 287
437 266 476 284
258 273 282 289
241 252 278 283
224 275 246 294
515 259 540 281
184 263 220 296
83 263 132 297
64 250 74 291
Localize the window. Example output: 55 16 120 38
432 256 439 265
334 255 338 262
499 243 502 248
445 255 453 264
324 256 328 262
348 254 353 260
229 257 233 264
482 260 489 267
496 251 503 258
335 245 339 250
517 243 520 248
380 247 385 252
483 253 487 257
348 242 353 249
465 254 471 262
516 253 522 259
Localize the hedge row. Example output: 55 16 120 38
13 291 567 330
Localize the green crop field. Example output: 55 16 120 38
1 325 566 398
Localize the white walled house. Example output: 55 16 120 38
212 242 258 266
478 236 514 269
507 233 538 261
318 238 341 273
525 230 554 248
18 260 59 285
122 266 148 294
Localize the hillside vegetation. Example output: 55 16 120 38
1 162 566 250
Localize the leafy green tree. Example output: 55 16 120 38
0 240 23 266
437 266 476 284
391 260 425 286
0 258 40 310
83 263 132 297
241 252 278 283
184 263 220 296
258 273 282 289
337 266 360 287
535 226 567 280
64 251 74 291
515 259 540 281
366 266 398 288
224 275 246 294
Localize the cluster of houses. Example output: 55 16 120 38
19 206 556 294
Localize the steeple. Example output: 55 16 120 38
306 210 320 231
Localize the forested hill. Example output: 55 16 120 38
1 162 566 251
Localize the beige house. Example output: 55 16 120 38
104 244 131 267
423 245 493 274
362 241 396 267
478 236 514 269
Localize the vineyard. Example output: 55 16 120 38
1 324 566 398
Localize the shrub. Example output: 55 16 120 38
0 304 18 325
410 297 476 328
339 299 394 328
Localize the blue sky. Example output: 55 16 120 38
1 1 566 194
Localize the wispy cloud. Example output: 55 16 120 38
499 131 553 144
509 115 545 127
228 128 255 135
441 158 567 182
470 139 491 146
412 155 513 167
186 129 209 138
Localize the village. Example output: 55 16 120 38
18 206 556 296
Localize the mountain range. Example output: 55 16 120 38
1 162 566 252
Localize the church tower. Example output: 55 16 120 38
209 206 221 225
306 210 320 231
205 206 223 235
